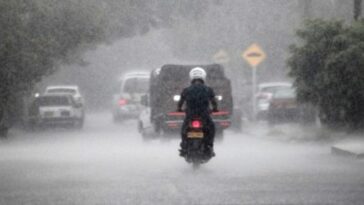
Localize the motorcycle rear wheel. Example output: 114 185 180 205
192 162 200 170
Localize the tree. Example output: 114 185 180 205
0 0 212 129
0 0 106 125
354 0 362 20
288 19 364 130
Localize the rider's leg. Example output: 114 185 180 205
204 117 215 156
179 118 189 155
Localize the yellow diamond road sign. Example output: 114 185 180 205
242 43 266 67
213 49 230 64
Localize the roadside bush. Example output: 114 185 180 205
288 19 364 130
0 0 212 129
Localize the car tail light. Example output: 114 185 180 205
118 99 128 106
191 120 202 128
257 93 272 100
219 121 230 127
167 122 178 128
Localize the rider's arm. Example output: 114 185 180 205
177 88 186 112
209 88 218 112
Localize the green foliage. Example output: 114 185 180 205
0 0 105 122
288 19 364 130
0 0 210 126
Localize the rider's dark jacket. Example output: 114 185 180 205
177 79 218 116
177 79 218 146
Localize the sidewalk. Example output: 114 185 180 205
242 120 364 159
331 139 364 159
242 120 327 143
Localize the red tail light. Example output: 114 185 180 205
118 99 128 106
191 120 202 128
257 93 272 100
167 122 178 128
219 121 230 127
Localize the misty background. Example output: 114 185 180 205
36 0 358 109
1 1 364 204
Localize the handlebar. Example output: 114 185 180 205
169 111 229 116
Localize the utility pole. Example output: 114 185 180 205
302 0 313 19
354 0 362 21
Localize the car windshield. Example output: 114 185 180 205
37 96 71 106
160 65 226 82
261 85 291 93
123 78 149 94
274 88 295 99
47 88 77 95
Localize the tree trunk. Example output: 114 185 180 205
354 0 362 21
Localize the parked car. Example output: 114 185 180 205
255 82 292 119
0 104 9 137
137 95 156 140
267 86 316 125
45 85 84 105
112 71 150 122
28 94 84 128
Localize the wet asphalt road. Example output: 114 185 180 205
0 112 363 205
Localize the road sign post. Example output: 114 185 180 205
242 43 266 120
252 65 257 120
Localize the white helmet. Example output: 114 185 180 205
189 67 207 80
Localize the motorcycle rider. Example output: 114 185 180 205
177 67 218 157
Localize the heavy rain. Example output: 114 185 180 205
1 1 364 204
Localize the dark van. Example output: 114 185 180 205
148 64 233 137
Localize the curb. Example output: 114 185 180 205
331 145 364 159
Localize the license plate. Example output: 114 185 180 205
286 104 297 109
187 132 204 139
44 112 53 117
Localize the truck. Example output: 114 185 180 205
138 64 233 139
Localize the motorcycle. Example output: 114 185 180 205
182 116 214 168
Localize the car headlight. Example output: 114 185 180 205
216 95 223 101
173 95 181 102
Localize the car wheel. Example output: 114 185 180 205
256 112 265 121
141 126 159 142
113 114 123 123
141 129 151 142
138 122 141 133
267 116 276 126
267 111 277 126
160 127 176 140
71 116 84 129
231 109 243 132
76 119 84 129
25 121 34 131
0 128 8 138
215 129 224 142
153 120 161 134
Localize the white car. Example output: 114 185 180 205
137 94 160 140
255 82 292 119
29 94 84 128
112 72 150 122
45 85 84 105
